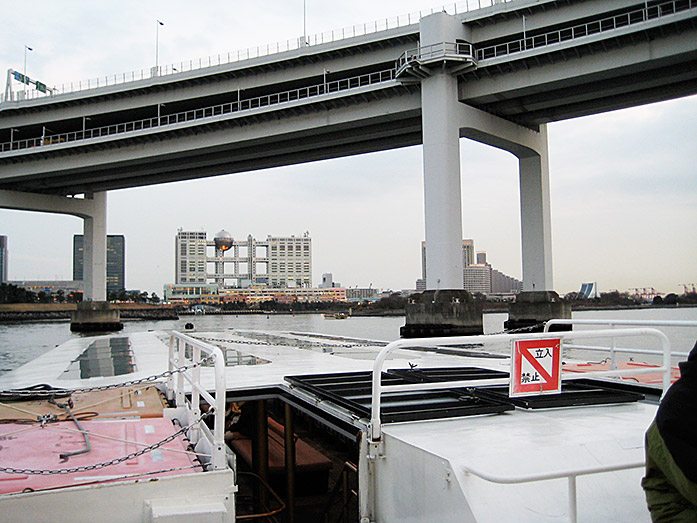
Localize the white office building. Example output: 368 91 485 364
175 229 312 288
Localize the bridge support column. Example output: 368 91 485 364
420 12 469 291
403 13 483 338
0 189 121 331
82 192 107 302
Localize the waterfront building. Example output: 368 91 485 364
0 235 7 284
418 240 521 295
491 268 524 294
346 287 380 301
421 240 475 286
163 283 219 304
175 230 208 284
73 235 125 294
320 273 333 288
463 264 492 294
175 229 312 289
163 283 346 305
10 280 84 296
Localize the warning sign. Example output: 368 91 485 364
510 338 562 397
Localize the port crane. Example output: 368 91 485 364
680 283 696 294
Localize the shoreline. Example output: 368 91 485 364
1 303 694 323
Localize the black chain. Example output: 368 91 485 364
0 355 214 398
196 335 378 350
0 410 213 476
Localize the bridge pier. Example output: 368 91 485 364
409 12 568 336
0 189 121 330
420 12 472 291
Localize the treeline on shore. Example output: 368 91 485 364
2 283 696 323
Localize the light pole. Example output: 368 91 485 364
156 20 164 75
522 15 527 50
23 45 33 99
303 0 307 45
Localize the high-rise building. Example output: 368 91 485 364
418 240 521 295
462 240 475 268
175 229 312 289
463 264 492 294
320 273 333 288
73 235 126 294
0 236 7 284
175 230 208 284
421 239 475 282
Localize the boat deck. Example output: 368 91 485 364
0 328 669 522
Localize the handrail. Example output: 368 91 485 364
1 0 514 104
462 459 645 523
368 327 671 442
546 319 696 371
0 68 397 153
396 41 476 73
168 330 227 471
476 0 696 62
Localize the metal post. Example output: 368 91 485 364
23 45 32 99
156 20 164 75
284 403 296 523
252 400 269 510
522 15 527 50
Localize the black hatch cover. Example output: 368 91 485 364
285 366 644 422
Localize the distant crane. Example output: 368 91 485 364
629 287 661 302
680 283 697 294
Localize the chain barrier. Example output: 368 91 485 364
194 335 380 351
0 355 214 398
0 410 212 476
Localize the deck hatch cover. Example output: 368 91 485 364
475 383 644 409
390 367 644 409
285 368 514 423
286 367 644 420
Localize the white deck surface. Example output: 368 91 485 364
0 329 657 522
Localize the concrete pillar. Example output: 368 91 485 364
518 131 553 291
420 13 469 290
82 192 107 301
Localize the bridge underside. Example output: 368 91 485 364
0 88 422 196
461 15 697 127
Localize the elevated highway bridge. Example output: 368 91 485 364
1 0 696 300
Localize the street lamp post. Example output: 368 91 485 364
23 45 33 99
156 20 164 75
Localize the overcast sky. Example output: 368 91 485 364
1 1 695 296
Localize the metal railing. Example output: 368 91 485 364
545 319 696 370
1 0 513 104
476 0 696 61
396 41 476 73
168 330 227 471
462 459 645 523
0 68 396 153
368 327 672 442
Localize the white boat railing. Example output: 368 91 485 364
462 459 645 523
545 319 696 371
368 327 672 442
167 331 227 471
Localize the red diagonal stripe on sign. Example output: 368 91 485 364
522 348 553 384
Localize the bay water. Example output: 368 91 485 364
1 307 695 376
